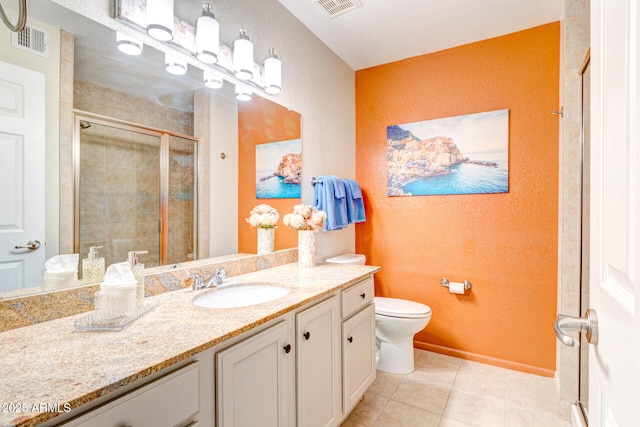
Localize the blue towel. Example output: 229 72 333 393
343 179 366 223
313 175 348 231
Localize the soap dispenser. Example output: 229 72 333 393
128 250 148 308
82 246 105 284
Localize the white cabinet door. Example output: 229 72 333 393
61 362 200 427
342 303 376 413
217 321 293 427
296 296 341 427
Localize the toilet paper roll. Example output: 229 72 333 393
449 281 465 295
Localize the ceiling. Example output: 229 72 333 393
277 0 563 70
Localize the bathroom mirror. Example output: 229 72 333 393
0 0 300 297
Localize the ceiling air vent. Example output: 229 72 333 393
12 23 49 58
314 0 364 18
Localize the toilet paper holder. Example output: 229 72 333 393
440 278 472 291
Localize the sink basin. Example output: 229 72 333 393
193 283 289 309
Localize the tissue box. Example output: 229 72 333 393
94 286 136 320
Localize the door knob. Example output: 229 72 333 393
554 308 598 347
14 240 41 250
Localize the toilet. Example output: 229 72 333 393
325 254 432 375
373 296 431 374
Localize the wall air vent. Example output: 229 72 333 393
11 23 49 58
314 0 364 18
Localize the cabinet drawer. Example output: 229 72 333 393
62 362 200 426
342 276 374 318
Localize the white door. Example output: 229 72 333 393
589 1 640 426
0 61 45 292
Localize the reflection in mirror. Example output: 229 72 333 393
238 96 302 253
75 114 198 270
0 0 301 299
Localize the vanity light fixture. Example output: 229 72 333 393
235 84 252 101
263 48 281 95
116 3 285 96
146 0 174 42
204 71 223 89
165 53 187 75
233 29 254 80
116 32 143 56
195 3 219 64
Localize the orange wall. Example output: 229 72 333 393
238 97 301 253
355 23 560 375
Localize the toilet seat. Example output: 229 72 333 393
374 297 431 319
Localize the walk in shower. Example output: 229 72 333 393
74 113 198 274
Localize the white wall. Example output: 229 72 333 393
209 86 239 256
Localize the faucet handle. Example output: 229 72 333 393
212 267 227 286
186 272 204 290
216 267 227 279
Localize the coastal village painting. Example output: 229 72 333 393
256 139 302 199
387 109 509 196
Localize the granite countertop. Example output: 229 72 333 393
0 262 379 427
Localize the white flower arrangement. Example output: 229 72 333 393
246 204 279 229
282 204 326 231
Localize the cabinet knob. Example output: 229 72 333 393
283 344 292 354
347 336 353 343
303 331 311 340
360 293 366 299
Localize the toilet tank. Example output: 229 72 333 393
325 254 366 265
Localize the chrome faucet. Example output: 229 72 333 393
187 267 227 290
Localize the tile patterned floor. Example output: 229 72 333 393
341 349 571 427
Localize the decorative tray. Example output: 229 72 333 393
74 299 159 331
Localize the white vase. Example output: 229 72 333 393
298 229 317 267
257 228 275 254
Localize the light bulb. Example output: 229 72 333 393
195 3 219 64
264 48 281 95
235 84 252 101
165 53 187 75
204 71 223 89
116 32 143 56
233 29 254 80
146 0 174 41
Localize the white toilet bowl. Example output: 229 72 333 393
374 297 432 374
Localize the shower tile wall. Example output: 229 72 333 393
74 80 193 135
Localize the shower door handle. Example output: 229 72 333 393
554 309 598 347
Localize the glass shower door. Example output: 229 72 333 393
166 135 197 265
77 120 162 271
76 114 198 278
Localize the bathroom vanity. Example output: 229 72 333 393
0 262 378 427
